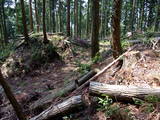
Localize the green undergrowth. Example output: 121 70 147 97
96 94 160 119
1 36 60 77
0 43 15 64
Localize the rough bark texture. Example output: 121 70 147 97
34 0 40 32
86 0 90 38
52 0 56 33
1 0 8 43
74 0 78 38
89 82 160 101
20 0 29 42
30 71 96 111
0 71 26 120
30 95 83 120
111 0 122 59
42 0 48 43
66 0 70 36
91 0 100 58
29 0 34 31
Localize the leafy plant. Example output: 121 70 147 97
133 98 144 105
92 53 102 64
0 43 15 63
76 61 91 74
145 95 160 103
143 103 154 113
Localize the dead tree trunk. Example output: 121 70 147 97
89 82 160 101
30 95 83 120
30 70 96 111
0 71 26 120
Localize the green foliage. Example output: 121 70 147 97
76 61 91 74
31 43 57 65
145 95 160 103
133 98 144 105
144 32 155 38
92 53 102 64
97 95 120 117
0 43 14 63
142 103 155 113
133 96 159 113
121 40 130 49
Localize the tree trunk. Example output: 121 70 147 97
91 0 100 58
74 0 78 38
140 0 145 31
147 0 155 29
42 0 48 43
154 0 160 32
79 0 82 38
111 0 122 59
20 0 29 42
34 0 40 32
29 0 34 31
1 0 8 43
130 0 136 32
0 71 27 120
30 71 97 111
52 0 56 33
89 81 160 101
58 0 62 32
30 95 83 120
86 0 90 38
66 0 70 37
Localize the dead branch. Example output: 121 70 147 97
30 95 83 120
30 70 96 111
71 45 138 95
89 81 160 101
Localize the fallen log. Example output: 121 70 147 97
30 95 83 120
71 40 91 48
71 45 138 95
89 82 160 101
30 70 96 111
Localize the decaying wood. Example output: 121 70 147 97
71 45 138 95
89 82 160 101
30 95 83 120
70 39 91 48
122 51 141 69
30 70 96 111
0 71 27 120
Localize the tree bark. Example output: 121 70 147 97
1 0 8 43
91 0 100 58
154 0 160 32
111 0 122 59
29 0 34 31
52 0 56 33
34 0 40 32
86 0 90 38
0 71 27 120
66 0 70 37
89 82 160 101
42 0 48 43
30 70 96 111
79 0 82 38
30 95 83 120
58 0 62 32
74 0 78 38
130 0 136 32
20 0 29 42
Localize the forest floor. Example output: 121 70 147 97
0 33 160 120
